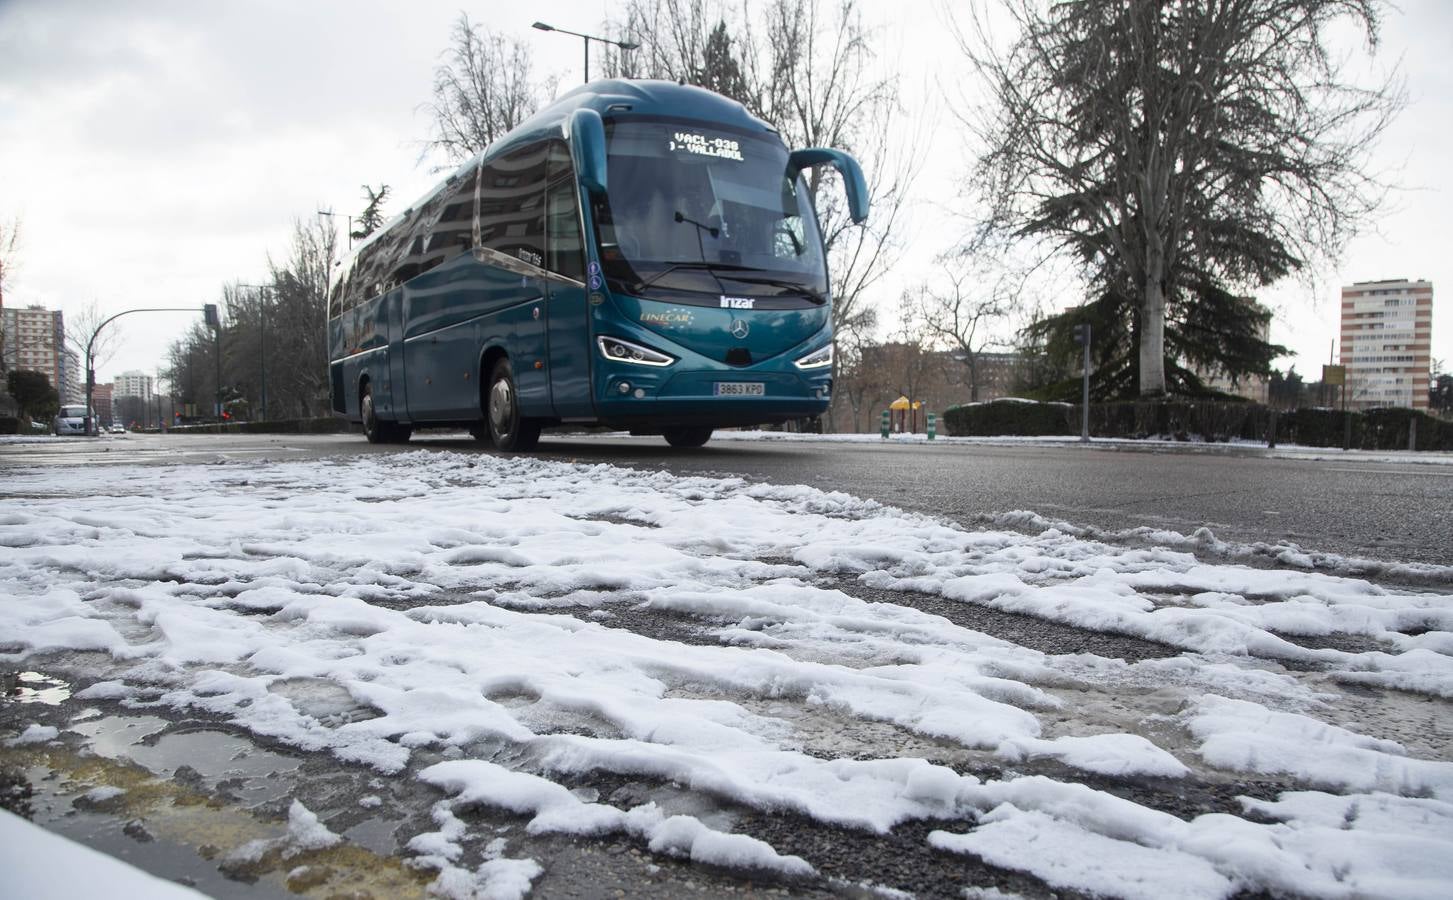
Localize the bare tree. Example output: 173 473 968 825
0 216 19 379
908 258 1022 403
62 301 122 385
423 13 559 165
264 216 338 418
165 216 338 422
960 0 1403 398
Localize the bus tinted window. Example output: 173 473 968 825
480 142 547 269
546 141 584 282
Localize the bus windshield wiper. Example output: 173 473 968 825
633 261 745 294
718 274 827 304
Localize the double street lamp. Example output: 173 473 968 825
531 21 639 83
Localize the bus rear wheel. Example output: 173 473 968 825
663 427 713 448
486 358 541 452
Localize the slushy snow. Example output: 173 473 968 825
2 450 1450 898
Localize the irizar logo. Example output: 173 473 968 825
729 318 750 339
720 295 754 309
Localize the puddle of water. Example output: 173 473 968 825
8 746 429 900
67 715 301 805
130 731 301 804
342 815 401 855
69 714 169 758
1 671 72 705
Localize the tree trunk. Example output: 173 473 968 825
1139 258 1167 397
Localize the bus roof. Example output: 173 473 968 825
497 79 776 156
343 80 776 265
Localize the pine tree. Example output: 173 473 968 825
352 185 390 242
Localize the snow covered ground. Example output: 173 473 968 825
2 450 1451 898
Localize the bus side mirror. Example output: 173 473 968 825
788 148 869 224
568 108 608 197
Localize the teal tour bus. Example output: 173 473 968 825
327 79 867 449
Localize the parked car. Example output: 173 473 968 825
109 424 126 434
53 405 93 436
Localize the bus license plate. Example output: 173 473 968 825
714 382 765 397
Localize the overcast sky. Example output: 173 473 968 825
0 0 1447 387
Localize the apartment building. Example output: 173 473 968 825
1 305 68 396
113 370 155 401
1339 279 1433 410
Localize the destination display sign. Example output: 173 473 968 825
667 132 744 161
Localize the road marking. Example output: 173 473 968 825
1324 466 1453 477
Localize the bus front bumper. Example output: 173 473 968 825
593 365 831 428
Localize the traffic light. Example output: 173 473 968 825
1073 323 1091 346
203 303 220 329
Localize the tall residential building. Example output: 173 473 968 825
1 305 67 396
113 370 154 401
1339 279 1433 410
62 348 82 403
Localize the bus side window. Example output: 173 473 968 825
480 142 547 269
545 141 584 282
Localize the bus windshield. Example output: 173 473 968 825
593 119 828 302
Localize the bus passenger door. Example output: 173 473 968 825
544 151 594 417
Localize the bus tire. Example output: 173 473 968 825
663 427 713 448
361 382 410 444
486 358 540 451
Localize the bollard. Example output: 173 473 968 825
1409 416 1417 452
926 412 936 441
880 409 890 439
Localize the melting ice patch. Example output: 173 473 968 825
1 450 1450 897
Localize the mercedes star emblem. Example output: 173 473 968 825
729 318 750 339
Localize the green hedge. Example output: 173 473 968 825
941 399 1453 451
0 416 19 435
941 400 1075 436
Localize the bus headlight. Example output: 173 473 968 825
794 344 833 369
597 336 675 367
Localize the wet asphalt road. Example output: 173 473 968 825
5 430 1450 568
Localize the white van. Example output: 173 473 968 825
53 404 93 436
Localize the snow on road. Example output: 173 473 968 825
2 450 1451 898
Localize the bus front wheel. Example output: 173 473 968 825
663 427 713 448
486 358 541 452
361 383 410 444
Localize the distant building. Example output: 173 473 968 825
113 370 155 401
92 383 114 426
1340 279 1433 410
62 348 82 403
1 305 67 398
1187 301 1272 403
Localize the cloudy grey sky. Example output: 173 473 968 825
0 0 1446 386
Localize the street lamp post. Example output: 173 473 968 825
203 302 222 419
240 283 271 421
82 307 210 436
317 210 353 250
531 21 639 83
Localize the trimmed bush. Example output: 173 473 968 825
940 399 1453 451
942 399 1075 436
